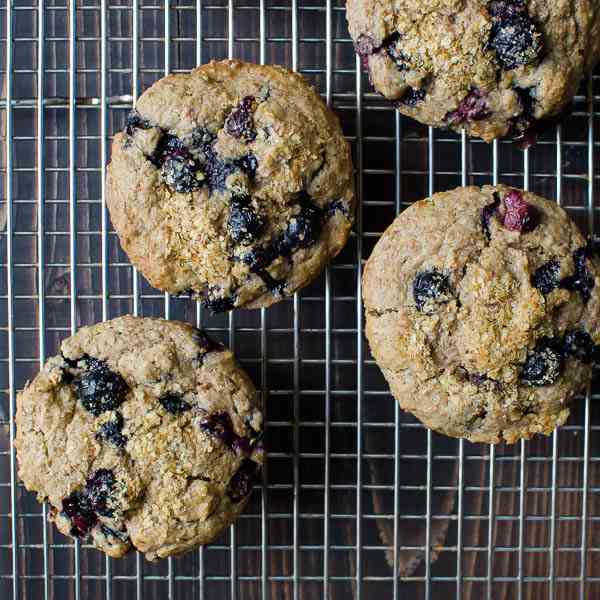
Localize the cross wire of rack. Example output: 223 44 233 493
1 1 600 599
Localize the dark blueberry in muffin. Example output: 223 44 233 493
383 32 410 71
481 196 501 239
84 469 116 517
562 330 596 363
239 245 277 273
400 88 426 107
488 1 542 70
205 157 239 192
190 127 217 155
560 243 595 303
235 154 258 179
520 338 562 386
62 469 115 537
96 413 127 448
228 458 260 503
125 110 152 136
198 411 254 454
153 134 202 193
224 96 257 142
228 195 265 245
532 260 561 295
73 357 128 416
446 88 489 125
354 34 377 70
159 393 192 415
276 194 323 255
412 268 452 312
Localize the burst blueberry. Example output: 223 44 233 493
446 88 489 125
96 413 127 448
159 393 192 415
73 357 128 416
198 411 254 454
488 1 542 70
400 88 426 107
152 134 202 193
228 458 260 503
532 260 561 295
228 195 265 245
562 330 596 363
560 243 595 303
276 194 323 255
520 338 562 386
125 110 152 136
412 268 452 312
224 96 257 142
62 469 116 538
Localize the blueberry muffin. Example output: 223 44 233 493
347 0 600 142
15 316 263 560
107 60 354 311
363 185 600 443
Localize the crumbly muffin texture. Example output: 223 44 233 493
347 0 600 142
363 185 600 443
16 316 263 560
107 60 354 312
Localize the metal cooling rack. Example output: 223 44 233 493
2 0 600 598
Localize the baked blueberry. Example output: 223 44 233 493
152 134 202 193
400 88 426 107
521 339 562 386
562 330 596 363
561 243 595 303
446 88 489 125
384 32 410 71
198 411 253 454
96 413 127 448
412 268 452 312
532 260 561 295
276 194 323 255
488 1 542 70
125 110 152 136
62 469 116 537
235 154 258 179
159 393 191 415
228 195 265 245
483 190 537 233
73 357 128 416
500 189 537 232
224 96 257 142
228 458 259 503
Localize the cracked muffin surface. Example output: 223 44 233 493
107 60 354 312
363 185 600 443
15 316 263 560
347 0 600 142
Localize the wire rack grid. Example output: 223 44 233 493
1 0 600 599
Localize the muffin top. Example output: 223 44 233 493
364 185 600 443
107 60 354 311
347 0 600 141
16 316 263 560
